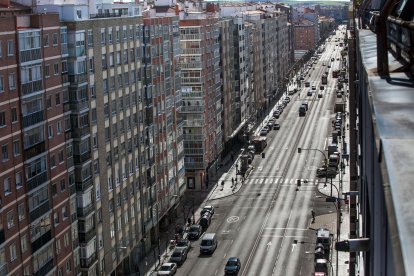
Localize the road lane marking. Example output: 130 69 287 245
261 235 306 238
264 227 309 231
266 241 272 251
223 253 227 259
226 216 239 223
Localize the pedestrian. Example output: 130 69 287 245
221 180 225 186
311 210 316 223
231 178 234 185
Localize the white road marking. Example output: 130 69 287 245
266 241 272 251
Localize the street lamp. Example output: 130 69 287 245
297 147 331 196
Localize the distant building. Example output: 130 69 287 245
293 19 316 50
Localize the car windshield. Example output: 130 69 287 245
201 240 212 246
226 261 238 266
176 241 187 247
189 226 199 231
172 251 181 257
160 265 171 271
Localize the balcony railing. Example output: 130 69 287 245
79 227 96 243
22 110 44 128
74 151 91 164
0 264 7 276
26 171 48 191
19 48 41 63
34 258 54 276
77 203 94 218
21 80 43 95
30 200 50 222
80 252 97 268
24 141 46 161
71 126 90 139
68 74 88 85
31 230 52 254
75 177 93 192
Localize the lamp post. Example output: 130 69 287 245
297 147 331 196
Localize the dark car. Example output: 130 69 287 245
199 212 212 230
318 93 323 98
316 167 337 178
188 224 202 239
176 239 191 254
200 205 214 216
307 91 313 97
224 257 241 275
273 123 280 130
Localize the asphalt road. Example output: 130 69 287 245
174 29 347 276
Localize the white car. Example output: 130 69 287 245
158 263 177 275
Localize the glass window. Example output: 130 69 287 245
7 40 14 56
8 73 16 90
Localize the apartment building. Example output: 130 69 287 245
141 12 185 233
179 11 222 190
293 19 317 51
218 18 235 152
0 10 74 276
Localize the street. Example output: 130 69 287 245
170 29 348 276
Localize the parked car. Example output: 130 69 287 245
199 212 212 230
176 239 191 254
175 224 185 238
260 128 268 136
307 91 313 97
312 85 316 90
318 93 323 98
224 257 241 275
316 167 337 178
188 224 202 240
200 205 215 216
273 123 280 130
158 263 177 276
267 121 274 128
169 248 187 266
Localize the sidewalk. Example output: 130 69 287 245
314 103 351 276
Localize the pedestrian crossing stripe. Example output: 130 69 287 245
246 178 316 185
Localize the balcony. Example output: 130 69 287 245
180 106 204 113
67 156 74 168
21 80 43 96
74 151 91 164
34 258 54 276
68 74 88 85
31 230 52 254
79 227 96 243
71 126 90 139
19 48 41 63
0 263 7 276
24 141 46 161
80 252 97 268
69 183 76 196
75 177 93 192
26 171 48 191
184 161 205 170
30 200 50 222
22 110 44 128
70 99 89 113
77 203 94 217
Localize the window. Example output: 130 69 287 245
0 75 3 92
76 10 82 19
89 58 94 72
11 108 17 123
57 121 62 135
7 211 14 228
54 212 59 225
4 177 11 194
13 140 20 156
60 179 65 191
62 206 68 220
58 150 64 163
53 33 58 46
52 183 57 196
51 155 56 168
109 29 113 44
48 125 53 138
54 63 59 75
9 73 16 90
46 96 52 108
64 232 69 247
43 34 49 47
55 93 60 105
45 65 50 78
21 234 28 253
56 239 61 254
87 30 93 48
2 144 8 161
66 260 71 272
62 60 68 74
15 172 22 188
0 111 5 127
18 203 25 221
0 41 2 57
9 244 16 262
7 40 14 56
101 30 106 45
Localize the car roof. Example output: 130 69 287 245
163 262 175 267
173 247 185 253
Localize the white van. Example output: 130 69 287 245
200 233 217 254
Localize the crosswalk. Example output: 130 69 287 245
246 177 320 186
